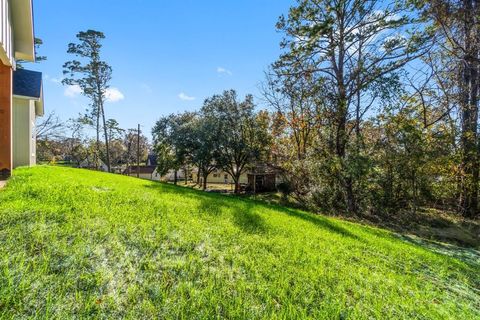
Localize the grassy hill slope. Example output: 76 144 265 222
0 166 478 319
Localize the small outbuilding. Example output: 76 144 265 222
246 164 284 193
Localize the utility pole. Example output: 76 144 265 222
137 124 140 178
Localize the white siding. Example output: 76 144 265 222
0 0 14 66
12 98 37 168
30 100 36 164
127 173 154 180
192 170 248 184
12 98 30 167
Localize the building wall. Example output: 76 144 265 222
0 0 14 66
192 170 248 184
127 172 154 180
12 97 35 168
30 100 36 164
162 169 186 182
0 63 12 178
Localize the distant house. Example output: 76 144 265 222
12 69 44 168
162 168 187 182
191 165 284 192
78 157 109 172
246 164 284 192
191 168 248 185
141 154 182 182
0 0 39 179
146 154 157 166
124 166 160 181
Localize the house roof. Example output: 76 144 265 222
146 154 158 166
13 69 44 116
124 166 157 175
247 163 284 175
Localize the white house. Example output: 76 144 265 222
79 157 109 172
0 0 39 179
191 168 248 185
124 166 160 181
162 169 187 182
146 154 187 182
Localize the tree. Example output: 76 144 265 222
152 113 195 185
36 112 65 141
63 30 113 172
106 119 125 141
274 0 429 213
17 37 46 68
35 112 66 163
202 90 270 193
123 129 149 172
187 114 218 190
415 0 479 217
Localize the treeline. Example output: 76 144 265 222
265 0 479 217
154 0 480 218
152 90 270 193
36 114 149 169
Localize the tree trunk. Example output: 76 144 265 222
174 170 178 185
459 0 479 218
202 171 208 190
95 107 100 170
337 93 358 215
100 103 111 172
234 173 241 194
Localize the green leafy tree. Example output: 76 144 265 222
187 114 219 190
123 129 149 171
63 30 113 172
152 113 195 184
274 0 429 213
202 90 270 193
414 0 480 217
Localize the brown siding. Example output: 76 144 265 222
248 173 276 192
0 63 12 179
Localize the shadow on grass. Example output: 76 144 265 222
142 181 360 239
275 206 362 240
227 200 267 234
158 184 268 234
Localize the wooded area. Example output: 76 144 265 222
153 0 480 218
36 0 480 219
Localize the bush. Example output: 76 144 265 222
277 181 293 199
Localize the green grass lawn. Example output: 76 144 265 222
0 166 479 319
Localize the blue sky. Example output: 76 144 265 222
29 0 294 136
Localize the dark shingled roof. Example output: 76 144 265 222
146 154 158 166
13 69 43 99
123 166 157 175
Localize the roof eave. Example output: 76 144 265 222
12 0 35 62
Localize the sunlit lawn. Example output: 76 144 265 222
0 166 478 319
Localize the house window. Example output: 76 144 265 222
224 174 228 179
